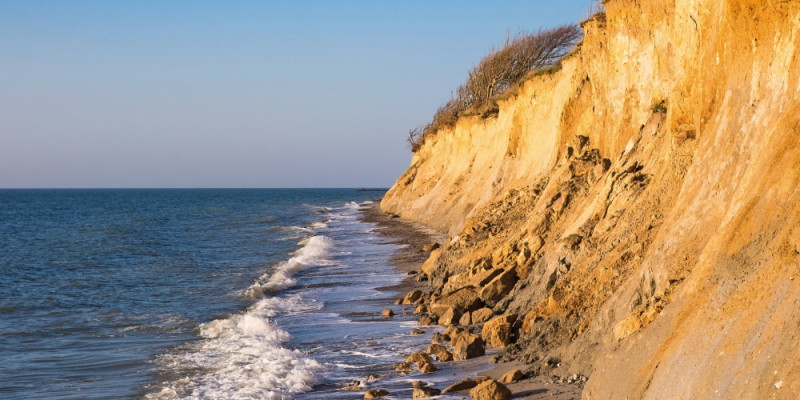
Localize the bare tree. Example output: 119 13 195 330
461 25 582 108
410 24 582 152
407 126 425 152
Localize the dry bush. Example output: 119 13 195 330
411 24 582 152
407 126 425 152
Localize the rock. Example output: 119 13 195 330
421 242 440 252
452 333 485 360
405 351 434 364
443 325 465 337
414 305 428 315
431 332 450 344
343 379 363 391
381 308 394 317
421 249 441 275
412 380 426 388
364 389 390 398
410 328 425 335
400 290 425 305
396 362 412 372
469 379 512 400
418 315 437 326
442 376 490 393
429 287 483 317
491 243 517 266
478 269 518 307
459 311 472 325
412 386 441 398
481 314 518 348
408 269 418 275
499 369 524 383
406 351 437 373
471 307 494 324
438 307 461 325
516 244 532 266
427 343 453 361
471 268 504 287
418 360 437 373
515 236 544 279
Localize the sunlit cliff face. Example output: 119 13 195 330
382 1 800 398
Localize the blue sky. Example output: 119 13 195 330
0 1 592 188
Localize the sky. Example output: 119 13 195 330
0 1 592 188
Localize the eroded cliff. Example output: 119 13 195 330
382 1 800 398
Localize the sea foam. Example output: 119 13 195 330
147 295 322 399
146 235 335 399
245 235 334 298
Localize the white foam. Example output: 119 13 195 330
310 221 329 230
245 235 334 298
147 296 323 399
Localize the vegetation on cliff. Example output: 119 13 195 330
386 0 800 398
407 25 582 152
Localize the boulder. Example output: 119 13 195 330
469 379 512 400
471 268 504 287
418 315 437 326
412 386 441 398
442 376 490 393
364 389 390 398
499 369 524 383
410 328 425 335
438 307 461 326
481 314 518 348
491 243 517 266
429 287 483 317
478 269 518 307
405 351 434 364
471 307 494 324
452 333 485 361
427 343 453 362
418 360 437 373
381 308 394 317
400 290 426 305
396 362 412 372
421 249 441 275
405 351 437 373
414 305 428 315
431 332 450 344
459 311 472 325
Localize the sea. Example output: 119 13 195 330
0 189 462 400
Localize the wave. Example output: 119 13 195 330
245 235 334 298
146 296 323 399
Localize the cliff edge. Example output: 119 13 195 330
382 0 800 398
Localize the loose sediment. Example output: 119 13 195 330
361 203 584 399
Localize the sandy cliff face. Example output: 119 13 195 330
382 0 800 398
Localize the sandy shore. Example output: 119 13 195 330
359 203 582 399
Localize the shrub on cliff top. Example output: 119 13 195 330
411 25 582 152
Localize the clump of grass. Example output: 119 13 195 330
533 63 563 77
580 0 606 27
651 101 667 114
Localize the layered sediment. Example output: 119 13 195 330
382 1 800 398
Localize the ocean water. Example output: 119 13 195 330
0 189 458 400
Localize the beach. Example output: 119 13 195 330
360 203 583 399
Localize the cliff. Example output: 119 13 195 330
382 0 800 398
